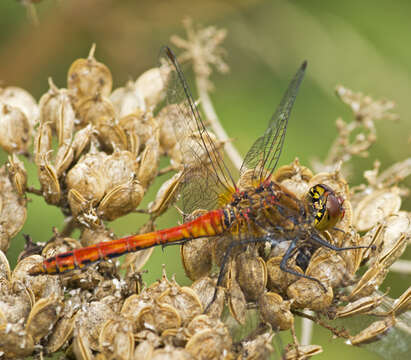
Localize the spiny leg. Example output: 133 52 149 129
310 233 373 252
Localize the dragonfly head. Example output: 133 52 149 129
307 184 345 231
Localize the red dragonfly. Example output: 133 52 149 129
29 47 366 291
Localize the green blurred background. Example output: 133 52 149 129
0 0 410 359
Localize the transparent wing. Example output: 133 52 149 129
159 46 237 214
240 61 307 184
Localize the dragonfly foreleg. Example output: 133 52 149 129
280 239 328 292
310 233 373 252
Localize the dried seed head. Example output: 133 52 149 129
25 295 63 343
335 294 384 318
0 86 39 128
67 44 112 100
236 250 267 301
0 165 27 252
273 158 313 198
99 318 135 359
287 278 333 311
227 261 247 324
138 138 160 189
258 292 293 331
181 236 212 281
37 160 61 205
136 67 168 110
0 103 31 154
349 317 396 345
38 79 76 145
111 80 146 117
283 344 323 360
6 154 27 196
266 255 303 294
148 171 184 217
72 124 93 159
354 188 402 231
0 322 35 359
33 120 52 166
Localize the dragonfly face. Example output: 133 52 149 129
307 183 345 231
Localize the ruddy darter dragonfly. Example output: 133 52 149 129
29 47 367 292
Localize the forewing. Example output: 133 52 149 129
240 61 307 184
159 46 236 214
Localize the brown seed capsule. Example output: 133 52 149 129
272 158 313 199
38 79 75 145
191 277 224 320
136 67 168 110
349 316 396 345
258 292 293 331
335 294 384 318
353 188 402 231
227 260 247 324
111 80 145 117
158 285 203 325
138 138 160 189
67 44 112 100
33 120 52 166
287 278 333 311
0 323 35 359
266 255 303 295
0 103 31 154
238 329 274 360
181 236 212 281
283 344 323 360
55 143 74 176
72 124 93 159
236 249 267 301
38 161 61 205
0 165 27 252
25 295 63 343
137 302 181 334
0 86 39 128
46 313 76 353
6 154 27 196
99 318 135 360
0 250 11 282
73 326 94 360
148 171 184 217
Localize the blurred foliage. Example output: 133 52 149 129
0 0 410 359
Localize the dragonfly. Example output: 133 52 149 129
29 47 367 294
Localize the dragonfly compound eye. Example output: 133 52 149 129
307 184 345 231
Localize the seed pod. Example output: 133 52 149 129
67 44 112 100
353 188 401 231
137 302 181 334
25 295 63 343
99 318 135 360
0 86 39 128
238 329 274 360
138 138 160 189
111 80 146 117
6 154 27 196
287 278 333 311
38 79 75 145
158 285 203 325
390 286 411 315
75 301 116 351
191 277 224 320
283 344 323 360
258 292 293 331
335 294 384 318
33 120 52 166
76 93 116 127
55 143 74 176
185 328 232 360
181 236 212 281
73 326 94 360
150 345 193 360
0 250 11 282
72 124 93 159
38 160 61 205
236 249 267 301
349 317 396 345
46 313 76 353
12 254 62 301
266 256 303 294
0 323 34 359
148 171 184 217
0 165 27 252
272 158 313 199
156 104 181 154
136 67 167 110
0 103 31 154
0 292 31 324
306 248 348 288
97 177 144 221
66 152 108 205
227 260 247 324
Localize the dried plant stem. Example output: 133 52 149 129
300 311 314 345
196 77 243 170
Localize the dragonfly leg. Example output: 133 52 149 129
310 233 373 251
280 239 328 292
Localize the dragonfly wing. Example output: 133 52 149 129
240 61 307 184
159 46 237 214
